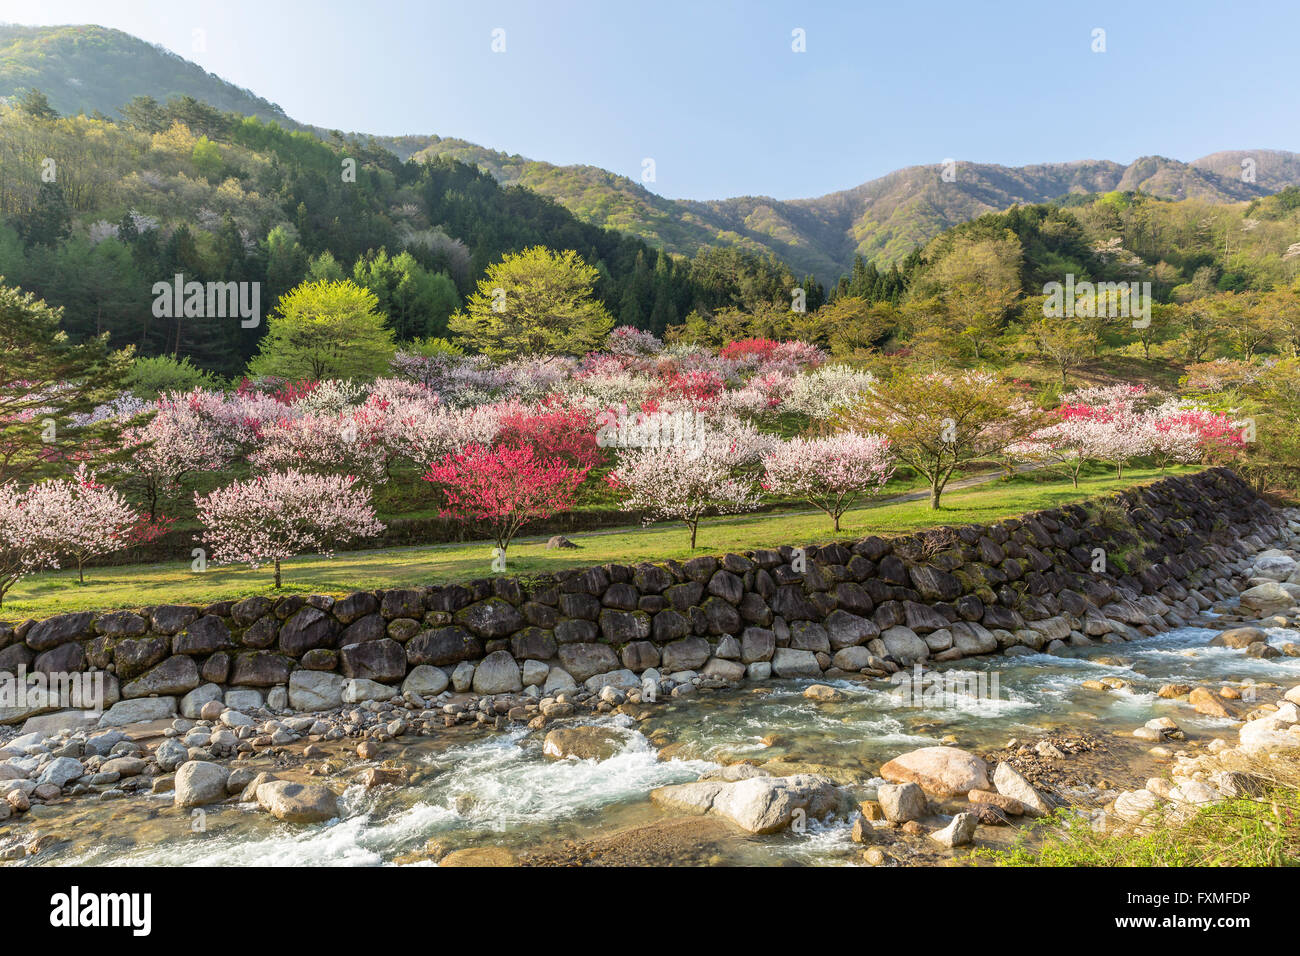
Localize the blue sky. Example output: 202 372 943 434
3 0 1297 201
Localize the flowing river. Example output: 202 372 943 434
13 604 1300 868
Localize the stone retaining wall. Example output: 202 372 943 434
0 468 1285 725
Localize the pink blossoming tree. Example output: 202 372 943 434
195 469 384 588
606 421 774 548
0 480 64 607
44 464 141 583
761 431 894 531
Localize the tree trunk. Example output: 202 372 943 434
78 558 84 584
929 483 941 510
688 521 698 549
274 559 281 589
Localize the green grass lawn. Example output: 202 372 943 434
1 466 1199 619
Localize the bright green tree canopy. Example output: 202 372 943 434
448 246 613 357
247 278 395 381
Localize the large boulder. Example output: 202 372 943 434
256 780 339 823
113 636 171 680
543 726 625 761
342 679 397 704
771 648 821 678
824 610 878 649
472 650 523 694
454 598 525 638
556 643 619 683
1211 626 1268 649
405 627 482 667
180 683 224 719
1238 702 1300 753
278 607 340 656
401 665 449 698
1252 553 1297 581
288 670 348 711
174 760 230 806
25 612 95 651
879 626 929 665
229 651 292 687
97 696 176 727
993 762 1051 816
1240 582 1294 614
122 655 200 698
661 637 710 672
174 616 232 656
338 639 406 683
877 782 927 822
879 746 990 797
651 774 843 834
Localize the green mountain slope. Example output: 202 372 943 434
0 23 297 125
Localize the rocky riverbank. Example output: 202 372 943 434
3 467 1300 864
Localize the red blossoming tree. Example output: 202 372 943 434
423 443 590 554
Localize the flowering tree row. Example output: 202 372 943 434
1007 384 1246 486
2 330 1250 590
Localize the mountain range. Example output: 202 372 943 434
3 23 1298 283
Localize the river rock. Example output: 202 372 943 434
98 697 176 727
1238 702 1300 753
1189 686 1236 718
284 671 348 712
450 661 475 691
543 667 577 693
542 726 625 761
771 648 821 678
522 660 549 687
154 738 189 772
707 774 843 834
401 665 449 697
180 683 224 719
1211 626 1268 648
649 780 725 815
1113 788 1162 823
803 683 844 702
584 668 640 693
877 782 927 822
37 756 84 788
342 679 397 704
256 780 340 823
879 746 989 797
1239 582 1294 613
930 811 978 847
992 762 1050 816
472 650 523 694
968 789 1023 815
174 760 230 806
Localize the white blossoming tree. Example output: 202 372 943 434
762 431 895 531
195 469 384 588
607 420 773 548
0 480 65 607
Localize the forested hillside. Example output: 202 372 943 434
0 96 800 375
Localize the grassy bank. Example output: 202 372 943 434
982 755 1300 867
1 465 1199 619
